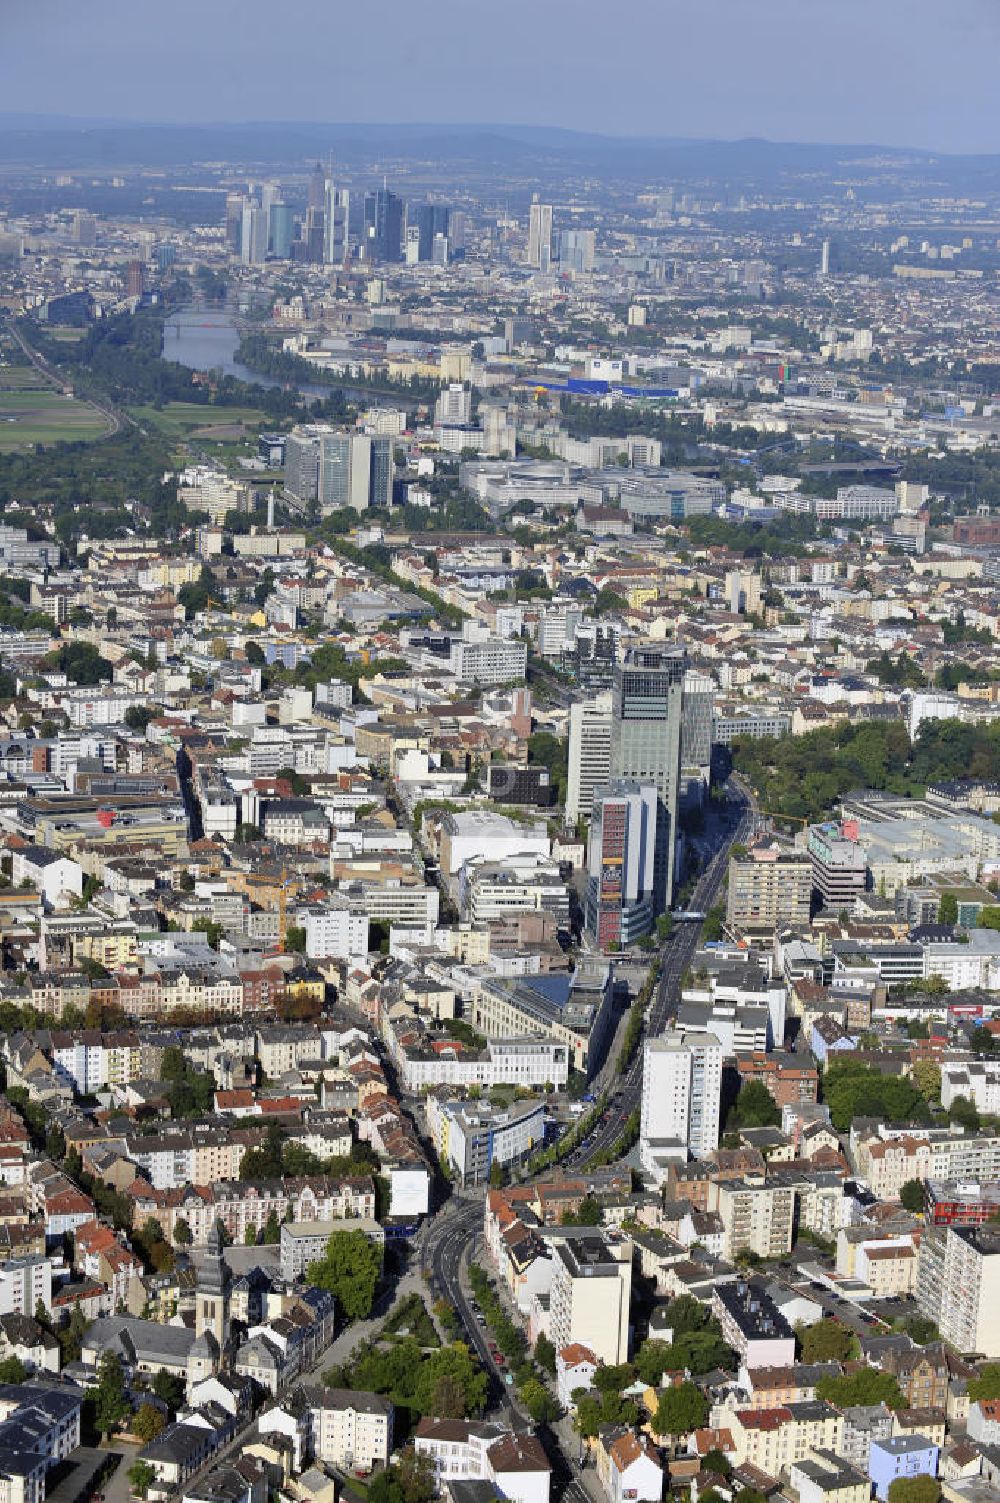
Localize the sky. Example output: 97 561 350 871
3 0 999 153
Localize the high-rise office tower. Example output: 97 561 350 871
318 431 394 513
585 780 658 949
323 178 349 264
820 239 831 276
261 180 283 221
268 202 294 260
640 1032 722 1162
412 203 451 262
611 645 686 908
71 210 97 246
240 201 268 265
224 194 246 253
680 667 715 808
566 692 613 826
308 161 326 214
526 197 553 270
560 228 596 273
304 206 325 263
125 260 145 299
363 188 404 263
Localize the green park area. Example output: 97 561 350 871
129 400 267 441
0 389 111 451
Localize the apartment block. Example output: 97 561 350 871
548 1232 632 1367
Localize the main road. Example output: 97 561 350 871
567 777 756 1167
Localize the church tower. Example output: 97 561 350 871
195 1220 231 1350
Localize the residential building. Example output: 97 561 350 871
869 1436 939 1501
548 1233 632 1366
640 1032 722 1170
727 844 813 930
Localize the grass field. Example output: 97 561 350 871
129 401 267 439
0 365 53 391
0 389 111 451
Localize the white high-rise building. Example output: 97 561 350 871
240 201 268 265
324 178 350 264
640 1032 722 1167
527 198 553 270
566 692 613 826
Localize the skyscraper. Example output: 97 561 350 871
585 780 658 950
527 197 553 270
224 194 245 253
308 161 326 214
611 645 686 908
560 228 596 273
240 201 268 265
268 202 294 259
323 178 349 264
566 692 613 826
412 203 451 261
363 188 404 263
318 431 394 513
640 1032 722 1164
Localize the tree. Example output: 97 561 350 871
262 1209 281 1245
131 1402 166 1443
535 1332 556 1375
970 1025 995 1054
173 1217 192 1247
151 1370 186 1413
967 1362 1000 1401
0 1357 26 1383
412 1343 488 1417
92 1350 130 1439
489 1161 506 1189
307 1228 381 1319
937 892 959 926
798 1319 856 1363
949 1094 981 1132
521 1376 560 1423
911 1059 941 1104
900 1179 926 1214
816 1369 905 1409
284 925 307 955
634 1340 676 1386
703 1450 731 1477
128 1462 155 1499
887 1480 940 1503
124 705 156 733
653 1381 709 1437
562 1195 602 1226
729 1080 781 1129
243 1225 258 1246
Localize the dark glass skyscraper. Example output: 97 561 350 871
363 188 405 263
413 203 451 261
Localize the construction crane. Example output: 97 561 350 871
755 810 810 826
277 865 290 952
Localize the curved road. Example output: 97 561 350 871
8 320 130 442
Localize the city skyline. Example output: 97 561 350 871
3 0 1000 154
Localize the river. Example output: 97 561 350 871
161 307 418 409
162 307 311 390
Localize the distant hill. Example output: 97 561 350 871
1 118 999 194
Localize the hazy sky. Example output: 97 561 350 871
4 0 999 152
